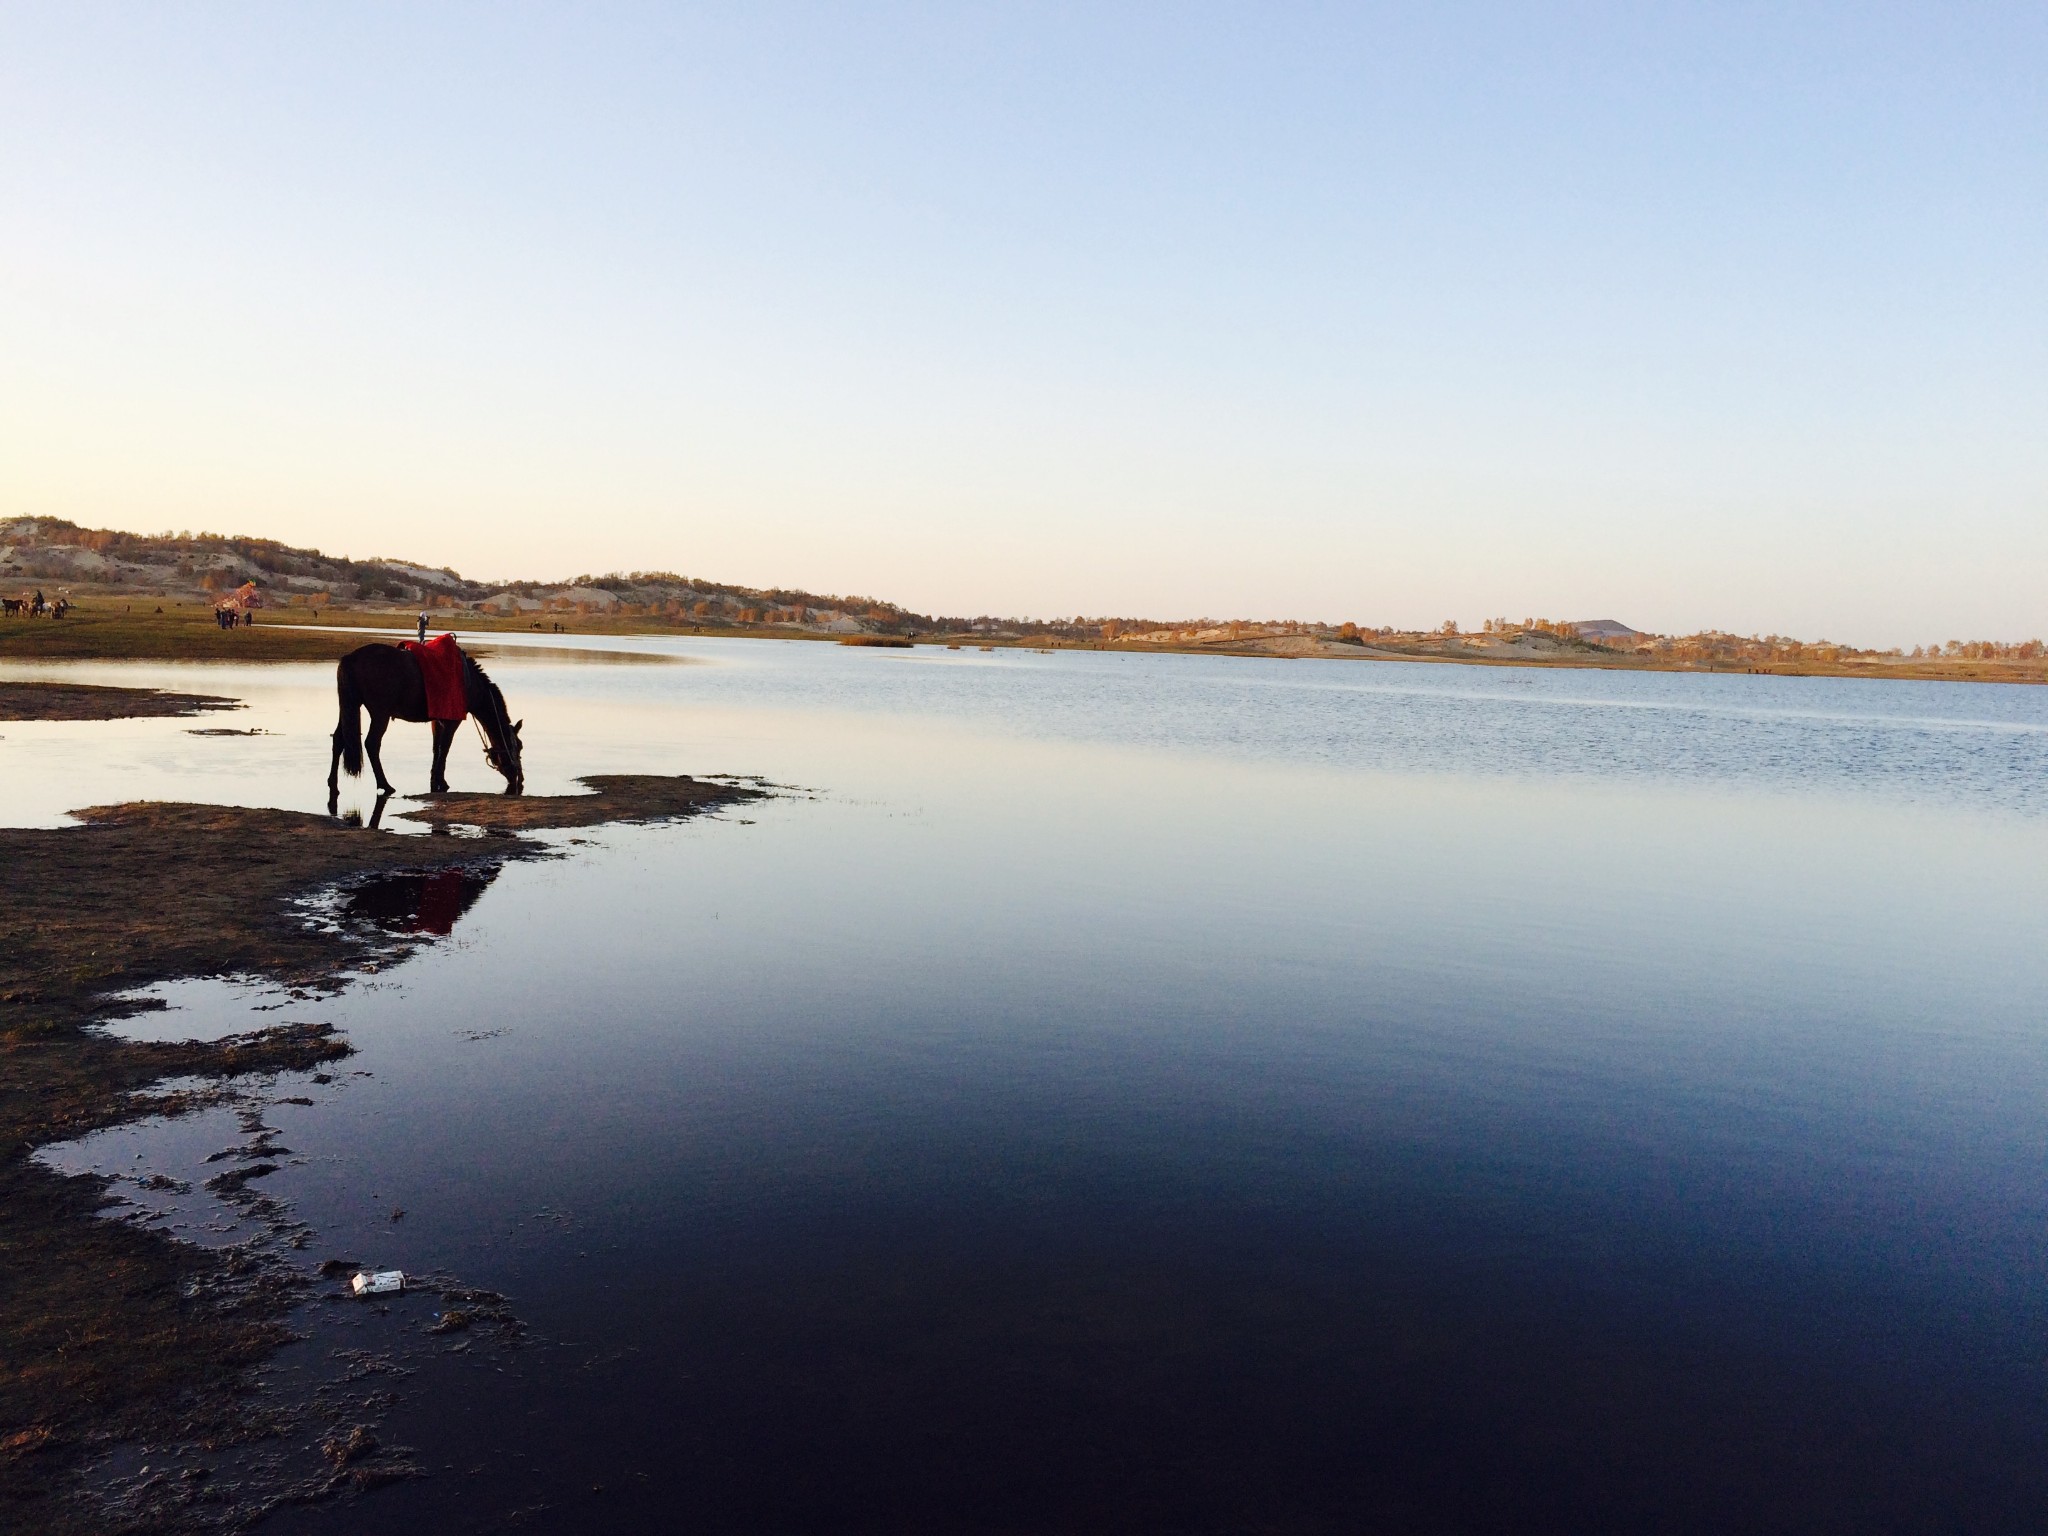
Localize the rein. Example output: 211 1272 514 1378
464 660 518 785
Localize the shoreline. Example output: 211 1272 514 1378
0 777 761 1531
5 602 2042 684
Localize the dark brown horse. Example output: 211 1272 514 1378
328 643 524 798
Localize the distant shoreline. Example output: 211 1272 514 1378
3 602 2043 684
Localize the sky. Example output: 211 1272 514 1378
1 3 2042 645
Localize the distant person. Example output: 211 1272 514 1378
417 611 429 644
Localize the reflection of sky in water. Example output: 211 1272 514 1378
21 641 2048 1530
8 634 2048 822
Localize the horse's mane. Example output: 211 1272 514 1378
463 655 513 743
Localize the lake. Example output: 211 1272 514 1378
17 637 2048 1532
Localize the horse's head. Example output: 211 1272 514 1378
485 717 525 794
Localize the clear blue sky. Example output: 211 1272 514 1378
2 3 2041 644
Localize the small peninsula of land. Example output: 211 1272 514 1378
0 680 244 722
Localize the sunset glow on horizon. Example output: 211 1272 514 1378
2 3 2041 646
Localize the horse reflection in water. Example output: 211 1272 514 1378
337 865 501 937
334 790 388 830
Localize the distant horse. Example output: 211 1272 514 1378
1 598 22 617
328 643 524 797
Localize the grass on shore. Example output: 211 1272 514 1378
0 603 363 663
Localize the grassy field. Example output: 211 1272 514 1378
0 602 365 662
0 602 717 661
0 600 833 661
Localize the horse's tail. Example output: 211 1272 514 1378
334 657 364 778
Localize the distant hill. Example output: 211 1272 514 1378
0 517 947 636
0 517 1479 647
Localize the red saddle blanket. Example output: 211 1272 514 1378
401 633 467 721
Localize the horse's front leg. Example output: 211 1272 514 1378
430 720 455 793
364 713 396 795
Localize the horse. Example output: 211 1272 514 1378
328 643 524 799
1 598 22 617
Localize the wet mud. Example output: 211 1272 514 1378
0 778 758 1531
0 682 243 723
400 772 763 831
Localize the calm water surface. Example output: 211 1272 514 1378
14 638 2048 1532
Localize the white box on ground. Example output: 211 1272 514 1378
350 1270 405 1297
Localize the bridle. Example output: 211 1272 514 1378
464 661 521 788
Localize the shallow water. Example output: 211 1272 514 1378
16 639 2048 1532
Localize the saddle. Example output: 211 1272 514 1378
401 633 468 722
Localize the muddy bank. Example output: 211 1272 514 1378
0 802 545 1040
401 772 762 831
0 1036 345 1534
0 778 758 1531
0 681 243 722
